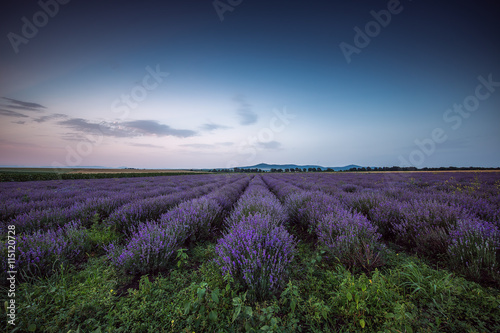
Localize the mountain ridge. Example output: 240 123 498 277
237 163 362 171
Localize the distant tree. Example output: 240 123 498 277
326 168 333 172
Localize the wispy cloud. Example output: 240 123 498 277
0 108 29 118
181 143 215 149
200 122 231 132
234 95 257 125
34 113 68 123
122 120 197 138
2 97 46 112
258 141 282 150
58 118 131 138
127 142 164 149
57 117 196 139
11 120 26 124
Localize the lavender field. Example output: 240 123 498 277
2 171 500 332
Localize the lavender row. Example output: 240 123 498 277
105 175 242 235
215 176 296 300
106 176 251 275
0 174 223 223
265 174 500 281
267 173 500 225
4 175 227 235
2 175 249 280
263 175 385 271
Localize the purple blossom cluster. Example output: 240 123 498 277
106 176 250 275
264 172 500 279
2 171 499 284
215 176 296 300
448 218 500 279
2 174 225 234
317 210 383 269
264 174 384 270
371 199 465 252
1 220 91 278
216 214 295 299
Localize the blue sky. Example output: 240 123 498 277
1 0 499 169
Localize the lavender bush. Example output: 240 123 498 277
106 221 181 275
448 218 500 280
215 214 296 300
317 209 384 271
4 221 91 278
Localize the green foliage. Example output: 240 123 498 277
10 239 500 332
175 248 189 269
0 171 207 182
86 215 121 255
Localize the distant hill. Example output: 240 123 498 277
238 163 362 171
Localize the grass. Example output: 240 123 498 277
7 236 500 333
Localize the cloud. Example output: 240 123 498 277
2 97 46 112
200 122 231 132
34 113 68 123
12 120 26 124
60 132 98 141
0 108 29 118
127 142 164 149
258 141 282 150
58 117 196 139
234 95 257 125
217 141 233 146
181 143 216 149
122 120 196 138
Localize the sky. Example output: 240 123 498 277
1 0 499 169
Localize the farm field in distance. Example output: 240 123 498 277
1 171 500 332
0 168 206 182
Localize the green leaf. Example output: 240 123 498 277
405 325 413 333
322 309 328 320
346 292 353 301
291 299 296 312
209 310 218 321
233 307 241 322
385 313 395 319
245 306 253 317
360 319 365 328
197 288 206 300
183 301 191 315
355 293 360 303
28 324 37 332
211 290 219 304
